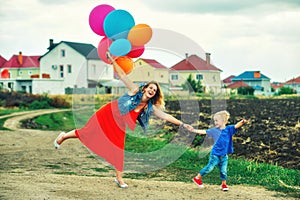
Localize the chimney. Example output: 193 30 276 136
185 53 189 63
205 53 211 65
18 51 23 65
254 71 261 78
48 39 55 50
49 39 54 47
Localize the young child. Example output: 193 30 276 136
192 110 248 191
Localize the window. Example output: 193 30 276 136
28 71 32 75
61 49 66 57
171 74 178 80
92 64 96 74
60 65 64 78
67 64 72 73
18 71 23 75
196 74 203 80
21 86 26 92
212 75 216 82
8 82 13 89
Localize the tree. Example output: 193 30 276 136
182 74 203 93
237 87 254 95
278 86 296 95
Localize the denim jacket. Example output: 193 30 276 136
117 90 153 132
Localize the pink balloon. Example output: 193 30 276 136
127 45 145 58
97 37 113 64
89 4 115 36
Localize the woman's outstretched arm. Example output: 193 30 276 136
153 106 194 131
106 52 139 95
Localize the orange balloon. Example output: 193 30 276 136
127 24 152 46
115 56 134 74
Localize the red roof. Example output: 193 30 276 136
3 54 40 68
223 75 235 84
138 58 168 69
0 55 7 67
271 83 284 89
227 81 250 88
170 54 222 71
285 76 300 84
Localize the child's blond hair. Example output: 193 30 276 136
213 110 230 124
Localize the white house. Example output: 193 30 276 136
38 39 114 94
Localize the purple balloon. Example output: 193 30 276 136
103 9 135 40
89 4 115 36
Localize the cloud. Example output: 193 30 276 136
38 0 74 5
142 0 300 14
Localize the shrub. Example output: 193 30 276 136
29 100 51 109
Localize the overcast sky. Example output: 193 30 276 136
1 0 299 82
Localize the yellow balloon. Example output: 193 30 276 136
127 24 152 46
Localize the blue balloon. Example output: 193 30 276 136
103 9 135 40
109 39 132 56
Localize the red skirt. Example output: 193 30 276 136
75 100 140 171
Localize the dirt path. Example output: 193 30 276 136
0 110 296 200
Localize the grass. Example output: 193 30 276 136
2 109 300 198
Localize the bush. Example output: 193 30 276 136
238 87 254 95
278 87 296 95
29 100 51 109
0 91 70 109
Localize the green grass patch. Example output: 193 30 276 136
0 107 27 116
43 164 62 169
0 117 10 130
89 167 109 173
53 171 77 175
22 111 76 130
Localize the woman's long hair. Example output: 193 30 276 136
142 81 165 110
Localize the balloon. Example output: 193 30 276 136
97 37 113 64
115 56 134 74
103 9 135 40
127 24 152 46
1 68 9 78
89 4 115 36
127 45 145 58
109 38 132 56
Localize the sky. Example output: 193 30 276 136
1 0 300 82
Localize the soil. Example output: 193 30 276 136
165 98 300 170
0 109 298 200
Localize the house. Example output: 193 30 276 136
128 58 170 94
225 80 251 94
271 82 284 94
222 75 235 87
0 55 7 67
38 39 114 94
0 52 40 93
284 76 300 94
231 71 271 95
103 58 170 95
169 53 222 94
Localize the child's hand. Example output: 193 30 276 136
185 124 194 131
183 124 194 132
241 119 248 124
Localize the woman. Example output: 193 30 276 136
54 52 193 188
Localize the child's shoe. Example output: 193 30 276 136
193 177 204 188
221 183 229 191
